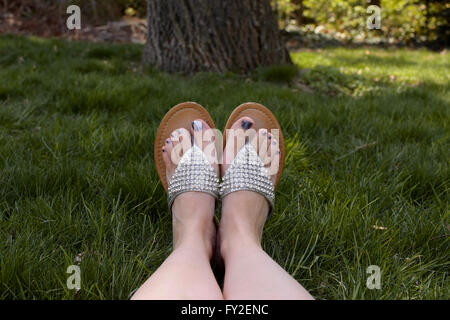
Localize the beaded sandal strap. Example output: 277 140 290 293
167 144 220 212
220 143 275 216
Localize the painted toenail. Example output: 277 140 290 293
241 120 253 130
192 120 202 131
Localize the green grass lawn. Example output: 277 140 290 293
0 34 448 299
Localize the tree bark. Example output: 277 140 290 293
143 0 291 74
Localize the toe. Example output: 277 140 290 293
223 117 256 172
265 134 280 183
190 119 210 149
172 128 192 158
164 128 193 183
267 132 278 157
251 129 280 183
255 128 270 166
190 119 219 174
267 147 280 182
165 136 174 158
162 147 173 174
228 116 255 133
163 138 175 181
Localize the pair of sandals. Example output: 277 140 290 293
154 102 285 216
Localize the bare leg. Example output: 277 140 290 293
219 118 314 300
132 193 222 300
132 122 223 300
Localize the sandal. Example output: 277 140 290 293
154 102 220 211
220 102 285 216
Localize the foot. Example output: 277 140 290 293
219 117 280 257
162 119 219 259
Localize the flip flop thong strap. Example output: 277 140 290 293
167 144 220 211
220 143 275 216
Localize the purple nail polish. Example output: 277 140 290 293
241 120 253 130
192 120 202 131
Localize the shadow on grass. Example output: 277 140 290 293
0 34 142 68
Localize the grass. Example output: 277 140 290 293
0 34 448 300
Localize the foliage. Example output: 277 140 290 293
1 0 147 23
271 0 300 28
273 0 449 46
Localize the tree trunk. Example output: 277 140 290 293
143 0 292 74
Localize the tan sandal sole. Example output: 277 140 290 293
223 102 285 188
154 102 216 192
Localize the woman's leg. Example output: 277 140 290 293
219 118 314 300
219 192 313 300
132 193 222 300
132 123 223 300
